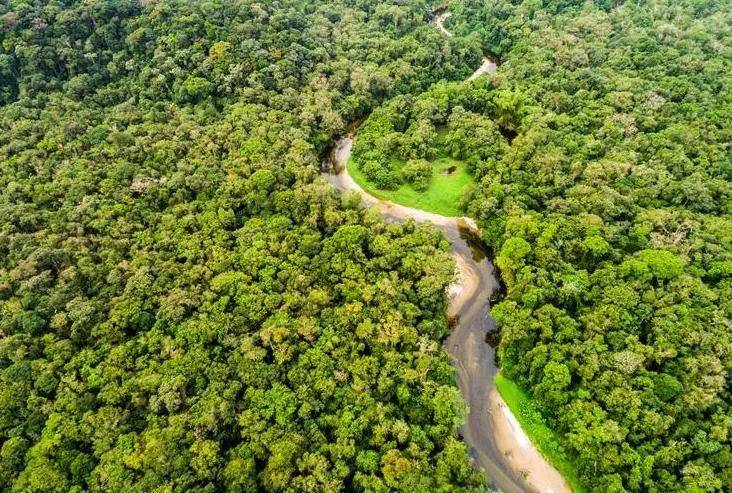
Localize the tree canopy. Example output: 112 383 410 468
448 0 731 491
0 0 487 491
1 0 730 492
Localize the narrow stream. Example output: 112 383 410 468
323 138 528 493
435 11 498 79
320 11 572 493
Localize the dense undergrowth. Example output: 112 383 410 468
0 1 488 491
452 0 731 491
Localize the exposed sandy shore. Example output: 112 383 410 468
321 11 573 493
489 387 572 493
469 58 499 80
447 253 479 317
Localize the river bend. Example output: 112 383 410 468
321 11 572 493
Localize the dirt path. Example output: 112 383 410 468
320 10 572 493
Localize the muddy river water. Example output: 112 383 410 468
321 11 572 493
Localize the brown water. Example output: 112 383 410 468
322 137 527 493
319 11 573 493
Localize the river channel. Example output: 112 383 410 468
321 10 572 493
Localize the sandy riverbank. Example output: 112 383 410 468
469 58 498 80
447 253 479 317
321 10 574 492
489 387 572 493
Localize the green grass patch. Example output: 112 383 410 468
347 156 473 217
494 374 587 493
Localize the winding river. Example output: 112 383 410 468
322 11 571 493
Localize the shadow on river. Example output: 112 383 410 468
322 140 524 493
320 10 573 493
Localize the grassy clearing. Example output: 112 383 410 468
347 156 473 217
494 374 587 493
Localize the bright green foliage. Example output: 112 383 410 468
0 1 489 492
495 374 587 493
350 83 509 215
348 155 474 217
403 159 434 191
450 0 732 491
1 0 731 491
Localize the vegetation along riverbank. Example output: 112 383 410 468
0 0 729 492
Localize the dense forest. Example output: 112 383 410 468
0 0 487 491
350 84 507 192
1 0 730 492
349 0 732 487
448 0 730 491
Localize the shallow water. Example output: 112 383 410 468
323 139 532 493
319 11 572 493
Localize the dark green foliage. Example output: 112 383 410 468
0 0 487 491
447 0 732 491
